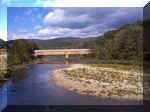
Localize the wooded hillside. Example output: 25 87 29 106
94 21 143 62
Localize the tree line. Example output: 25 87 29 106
8 39 39 65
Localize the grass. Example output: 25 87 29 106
87 63 143 72
63 68 142 86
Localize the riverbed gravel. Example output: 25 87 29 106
52 64 143 101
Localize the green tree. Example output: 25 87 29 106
8 39 38 65
93 21 143 63
0 39 7 49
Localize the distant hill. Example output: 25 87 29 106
21 37 96 49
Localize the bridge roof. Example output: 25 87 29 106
34 49 90 52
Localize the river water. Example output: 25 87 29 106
0 57 141 110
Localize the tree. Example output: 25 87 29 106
93 21 143 63
0 39 7 49
8 39 39 65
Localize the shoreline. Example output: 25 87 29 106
52 64 143 102
0 58 42 86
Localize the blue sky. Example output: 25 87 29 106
0 0 149 41
7 7 143 40
7 7 52 39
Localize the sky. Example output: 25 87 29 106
7 7 143 40
0 0 149 41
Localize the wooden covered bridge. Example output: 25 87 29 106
34 49 92 59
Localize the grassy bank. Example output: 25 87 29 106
0 58 41 85
8 58 42 79
87 63 143 72
0 54 7 82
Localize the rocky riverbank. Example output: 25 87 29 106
52 64 143 101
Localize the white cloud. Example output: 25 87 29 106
38 28 50 36
50 36 57 39
34 25 42 30
43 8 92 26
8 32 35 40
38 27 71 36
40 7 142 39
44 9 65 25
37 25 103 38
42 36 58 40
18 29 27 33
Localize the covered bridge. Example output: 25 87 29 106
34 49 92 59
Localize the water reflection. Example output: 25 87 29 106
0 83 7 112
42 56 99 65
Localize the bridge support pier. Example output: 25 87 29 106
65 54 69 59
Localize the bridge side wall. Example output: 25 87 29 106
34 51 92 56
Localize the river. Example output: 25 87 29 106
0 57 141 111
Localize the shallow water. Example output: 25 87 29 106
0 83 7 111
